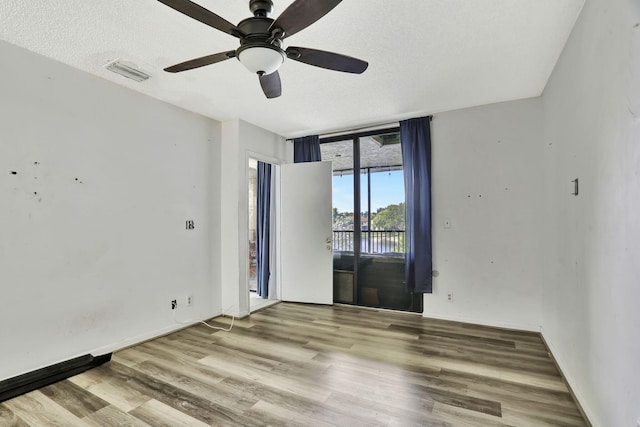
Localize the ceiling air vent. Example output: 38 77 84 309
105 60 150 82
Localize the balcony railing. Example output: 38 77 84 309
332 230 405 255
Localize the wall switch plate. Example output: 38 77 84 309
444 218 452 229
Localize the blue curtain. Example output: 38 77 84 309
400 117 433 293
293 135 321 163
256 161 272 299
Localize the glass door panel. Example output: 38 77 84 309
320 140 356 304
358 133 420 312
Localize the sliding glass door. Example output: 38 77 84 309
320 129 422 313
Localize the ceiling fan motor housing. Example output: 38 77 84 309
237 16 276 39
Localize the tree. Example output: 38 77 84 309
333 209 354 230
371 203 405 230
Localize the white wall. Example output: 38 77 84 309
427 98 543 331
219 119 291 317
541 0 640 425
0 41 222 381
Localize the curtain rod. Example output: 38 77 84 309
285 115 433 142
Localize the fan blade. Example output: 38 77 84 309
158 0 243 38
286 47 368 74
269 0 342 39
259 71 282 99
164 50 236 73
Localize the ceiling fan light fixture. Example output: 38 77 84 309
237 45 285 75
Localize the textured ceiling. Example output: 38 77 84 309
0 0 583 138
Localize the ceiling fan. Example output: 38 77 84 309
158 0 368 99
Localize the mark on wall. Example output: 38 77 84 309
8 160 90 203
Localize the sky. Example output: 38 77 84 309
332 170 404 213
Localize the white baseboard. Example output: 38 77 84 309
540 328 595 426
90 310 223 356
423 311 540 333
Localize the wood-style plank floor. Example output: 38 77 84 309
1 303 588 426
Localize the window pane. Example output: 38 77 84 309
358 133 404 256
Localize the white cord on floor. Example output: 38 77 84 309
172 305 235 332
199 315 234 332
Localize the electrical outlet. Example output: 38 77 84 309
185 295 193 306
447 293 453 302
171 299 177 310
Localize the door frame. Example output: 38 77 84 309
243 151 283 311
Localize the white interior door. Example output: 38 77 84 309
280 161 333 304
